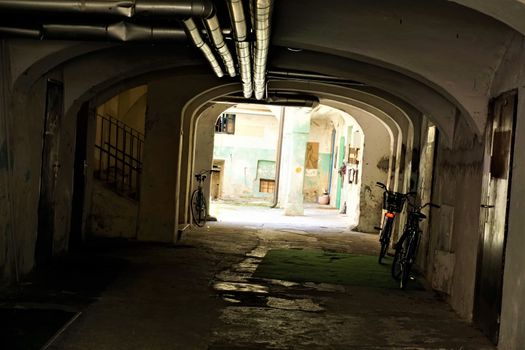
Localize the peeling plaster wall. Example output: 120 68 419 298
9 80 47 276
489 34 525 350
304 116 334 203
353 115 391 233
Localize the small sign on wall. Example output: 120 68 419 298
305 142 319 169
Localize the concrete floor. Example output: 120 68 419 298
15 204 494 349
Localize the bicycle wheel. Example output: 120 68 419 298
400 234 419 289
391 245 403 280
378 218 393 264
191 189 207 227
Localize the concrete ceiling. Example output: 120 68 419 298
270 0 518 134
7 0 525 140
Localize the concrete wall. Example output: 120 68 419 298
138 74 221 242
97 85 147 134
348 110 392 233
490 34 525 350
427 116 484 320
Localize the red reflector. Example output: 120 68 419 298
386 212 395 218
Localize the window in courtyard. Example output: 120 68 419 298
215 113 236 134
259 179 275 193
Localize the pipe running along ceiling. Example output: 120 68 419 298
0 0 274 100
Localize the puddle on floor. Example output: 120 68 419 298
213 282 269 294
246 246 268 258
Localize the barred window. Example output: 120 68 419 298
215 113 236 134
259 179 275 193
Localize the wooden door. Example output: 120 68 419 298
211 170 221 200
35 80 64 264
474 90 517 344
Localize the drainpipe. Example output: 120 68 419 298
271 106 285 208
227 0 252 98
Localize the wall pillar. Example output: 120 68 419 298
282 107 311 216
138 73 220 242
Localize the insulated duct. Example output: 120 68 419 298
227 0 252 98
183 17 224 78
253 0 273 100
203 11 236 77
0 0 215 18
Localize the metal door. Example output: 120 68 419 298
35 80 63 264
474 90 517 344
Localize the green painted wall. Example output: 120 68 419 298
213 145 276 199
303 153 332 202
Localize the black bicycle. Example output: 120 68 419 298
375 182 410 264
391 197 440 289
191 170 210 227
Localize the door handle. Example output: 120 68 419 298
481 204 495 208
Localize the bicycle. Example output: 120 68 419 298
375 182 410 264
391 196 440 289
191 170 210 227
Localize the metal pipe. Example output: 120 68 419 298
135 0 213 18
253 0 273 100
271 106 285 208
45 22 187 41
0 26 41 39
227 0 252 98
183 17 224 78
203 11 236 77
268 70 365 86
0 22 188 42
0 0 214 18
213 94 319 108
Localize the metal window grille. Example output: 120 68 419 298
259 179 275 193
94 114 144 200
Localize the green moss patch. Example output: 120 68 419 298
254 249 423 290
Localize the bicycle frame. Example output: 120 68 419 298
392 198 440 289
191 170 211 227
376 182 410 264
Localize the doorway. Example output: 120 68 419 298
69 102 91 250
35 80 64 264
211 160 224 200
474 90 517 344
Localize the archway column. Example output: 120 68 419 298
137 73 220 242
